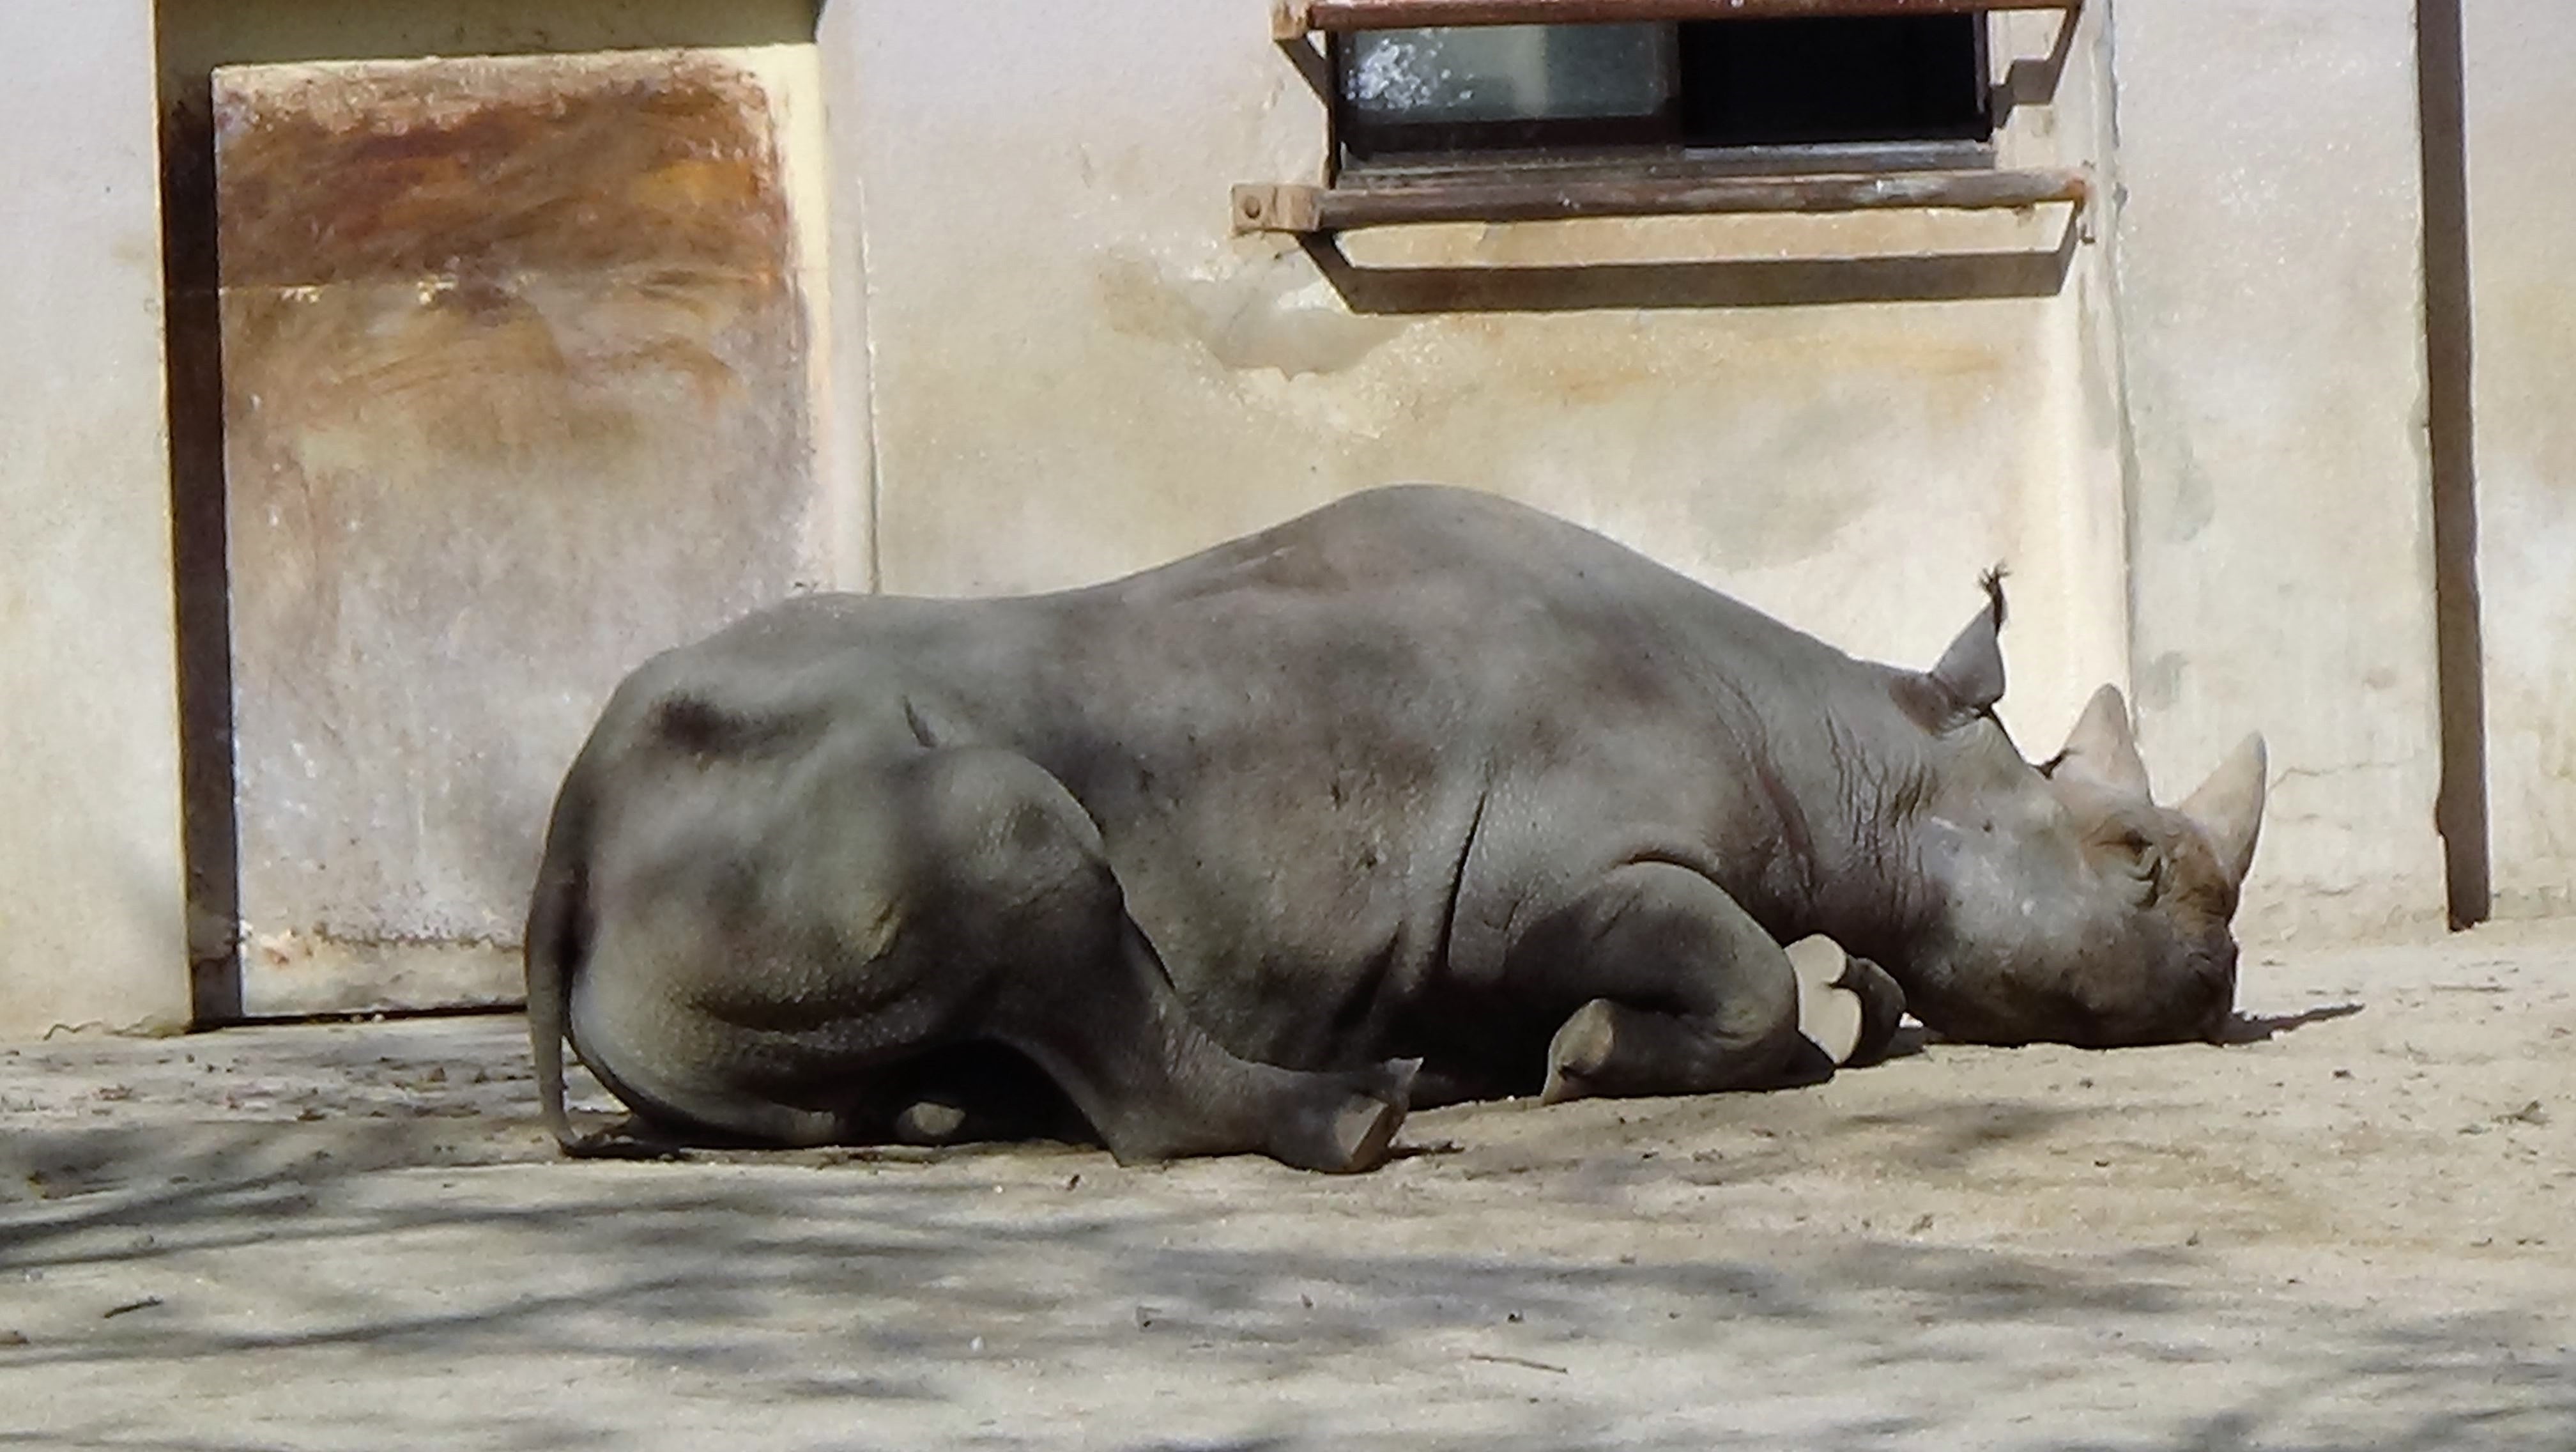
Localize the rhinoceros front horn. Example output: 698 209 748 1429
2180 733 2268 888
2054 684 2152 798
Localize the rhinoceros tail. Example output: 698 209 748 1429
525 752 608 1157
523 853 584 1155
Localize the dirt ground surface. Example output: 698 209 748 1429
4 928 2573 1450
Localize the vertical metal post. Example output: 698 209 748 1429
2416 0 2490 928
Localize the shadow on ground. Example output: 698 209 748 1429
3 1106 2570 1451
7 941 2575 1452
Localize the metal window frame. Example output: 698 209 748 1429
1232 165 2087 233
1277 0 2073 40
1241 0 2086 236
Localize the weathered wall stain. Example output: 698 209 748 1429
217 50 823 1016
217 58 792 286
1092 247 1407 380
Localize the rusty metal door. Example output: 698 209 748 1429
213 50 825 1017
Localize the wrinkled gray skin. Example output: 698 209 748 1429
528 486 2267 1173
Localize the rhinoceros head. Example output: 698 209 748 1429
1883 587 2267 1047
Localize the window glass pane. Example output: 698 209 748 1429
1678 17 1986 147
1342 24 1673 127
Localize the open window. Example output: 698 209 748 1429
1238 0 2087 235
1340 17 1989 168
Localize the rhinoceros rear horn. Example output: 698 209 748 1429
2181 733 2268 888
2051 684 2152 798
1917 568 2008 723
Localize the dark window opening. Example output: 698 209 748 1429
1336 15 1989 170
1679 17 1987 148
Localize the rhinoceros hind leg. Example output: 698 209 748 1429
912 751 1416 1171
991 915 1418 1173
569 745 1411 1170
1519 861 1810 1105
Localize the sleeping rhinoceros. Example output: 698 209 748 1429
526 486 2265 1171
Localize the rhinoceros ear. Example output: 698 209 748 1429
2181 733 2268 887
2050 684 2152 797
1912 568 2008 726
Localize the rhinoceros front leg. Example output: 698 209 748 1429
1785 935 1908 1069
1511 861 1826 1104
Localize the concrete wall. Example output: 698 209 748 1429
0 0 2550 1037
2462 0 2576 920
824 0 2132 754
0 0 191 1037
2105 0 2449 939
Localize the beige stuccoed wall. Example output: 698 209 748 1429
0 0 2515 1040
0 0 191 1036
2104 0 2449 939
821 0 2133 755
2462 0 2576 920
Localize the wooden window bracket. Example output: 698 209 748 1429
1275 0 2079 42
1232 166 2088 234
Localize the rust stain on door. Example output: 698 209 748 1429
217 50 822 1017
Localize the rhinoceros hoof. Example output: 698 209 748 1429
1327 1093 1404 1173
1836 955 1907 1067
1278 1058 1417 1173
1540 999 1620 1106
1788 935 1867 1067
893 1099 971 1145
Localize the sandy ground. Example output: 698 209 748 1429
4 927 2572 1450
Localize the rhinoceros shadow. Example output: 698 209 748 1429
1908 1004 2363 1050
2211 1001 2367 1045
